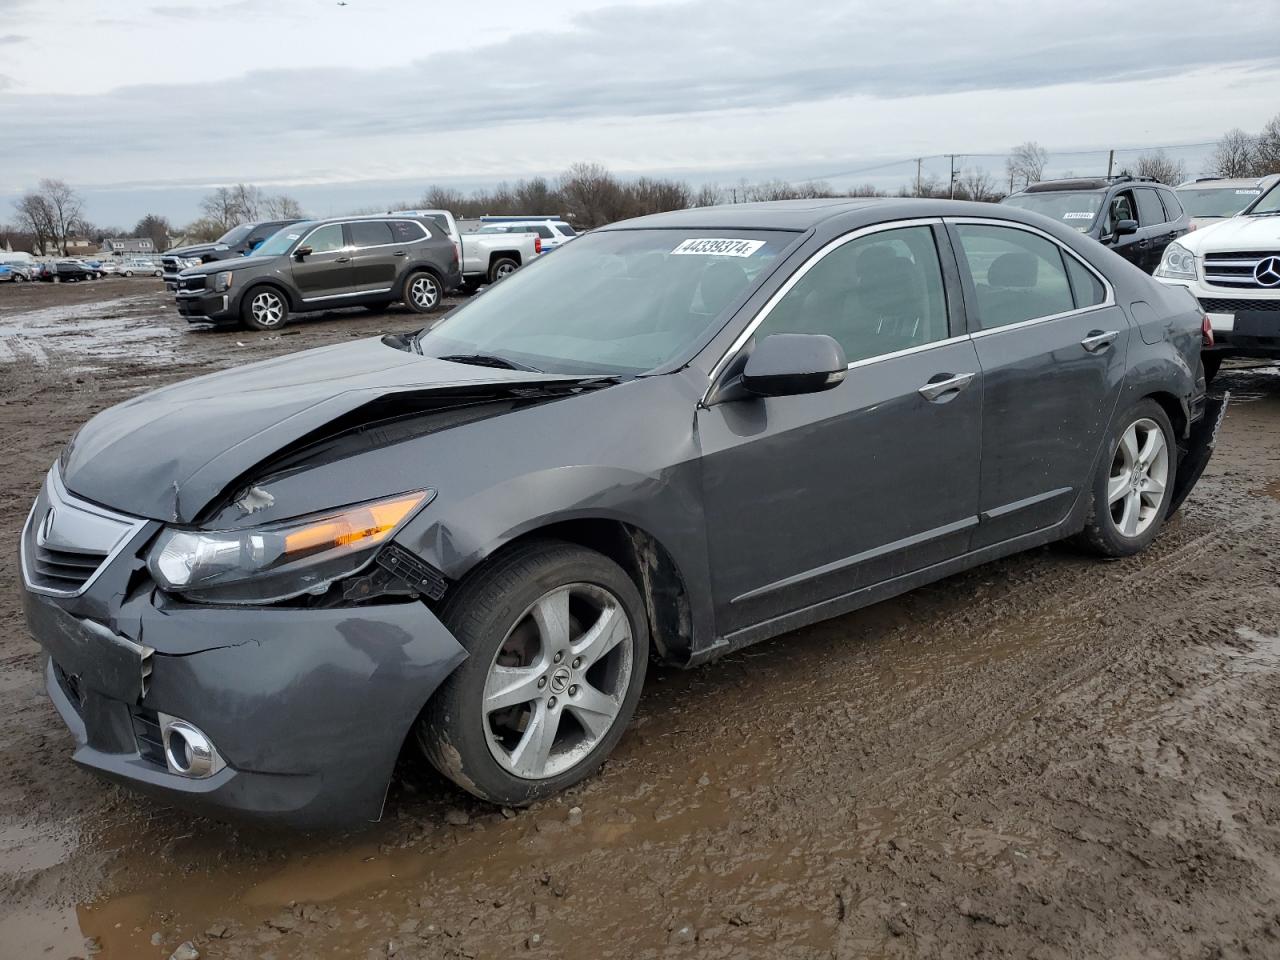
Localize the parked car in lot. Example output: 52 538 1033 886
118 257 162 277
162 220 302 291
0 256 35 281
392 209 541 286
0 263 34 283
1155 179 1280 381
1175 175 1280 229
172 214 460 330
20 198 1222 826
1001 175 1189 273
44 260 98 282
476 216 578 252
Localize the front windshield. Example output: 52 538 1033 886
1178 186 1262 218
1001 191 1105 231
1247 183 1280 215
417 228 795 376
216 224 253 246
250 222 314 257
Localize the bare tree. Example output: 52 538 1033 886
36 179 84 254
263 193 304 219
691 183 724 207
199 187 239 232
558 163 627 227
1254 114 1280 176
419 186 468 212
1006 141 1049 189
956 167 1001 202
1133 149 1187 184
12 193 56 254
1211 129 1257 178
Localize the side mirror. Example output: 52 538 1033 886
1113 219 1139 237
293 245 313 258
741 333 847 398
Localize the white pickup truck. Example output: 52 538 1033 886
392 209 541 286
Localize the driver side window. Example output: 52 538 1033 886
305 224 346 253
752 226 950 364
1106 191 1136 233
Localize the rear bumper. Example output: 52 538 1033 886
24 586 467 827
1157 279 1280 358
1168 392 1228 515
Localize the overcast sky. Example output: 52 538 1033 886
1 0 1278 226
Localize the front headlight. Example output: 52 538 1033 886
1155 242 1197 280
182 257 202 269
213 271 234 292
148 490 432 604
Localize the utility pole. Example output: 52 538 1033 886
916 158 923 197
948 154 957 199
1106 149 1115 179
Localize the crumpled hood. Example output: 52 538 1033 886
62 337 589 523
1182 215 1280 253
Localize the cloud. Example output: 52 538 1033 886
1 0 1277 198
0 33 27 44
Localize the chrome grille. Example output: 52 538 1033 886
1203 251 1280 289
20 467 147 598
176 275 207 293
1199 297 1280 314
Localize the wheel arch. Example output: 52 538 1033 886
239 277 299 312
397 263 444 301
442 518 696 666
487 249 523 269
1142 389 1188 441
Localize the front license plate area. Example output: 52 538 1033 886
1231 311 1280 338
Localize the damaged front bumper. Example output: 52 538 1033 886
20 479 467 827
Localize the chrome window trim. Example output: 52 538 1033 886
706 217 946 386
945 217 1117 329
20 465 149 599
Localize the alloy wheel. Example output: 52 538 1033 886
250 291 284 327
494 262 516 280
482 583 633 780
410 275 439 310
1108 417 1169 538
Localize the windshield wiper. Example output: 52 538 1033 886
437 353 543 373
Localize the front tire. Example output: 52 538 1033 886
1077 399 1176 557
418 540 649 806
241 287 288 330
403 271 442 313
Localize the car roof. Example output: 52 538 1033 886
1176 174 1280 189
602 197 1049 233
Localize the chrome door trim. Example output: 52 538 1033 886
703 218 946 401
301 287 392 303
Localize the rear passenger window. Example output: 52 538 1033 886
390 221 427 243
753 225 950 363
1158 189 1185 222
349 221 394 247
1135 189 1166 226
952 224 1075 330
554 223 577 236
1065 255 1106 308
534 226 555 239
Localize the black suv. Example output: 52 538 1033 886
172 215 461 330
162 220 302 291
1001 175 1190 273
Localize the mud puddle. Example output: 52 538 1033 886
0 294 178 370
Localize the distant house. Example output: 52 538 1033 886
101 237 157 255
63 237 95 256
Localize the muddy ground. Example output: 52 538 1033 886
1 279 1278 960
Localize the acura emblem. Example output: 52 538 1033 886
39 508 56 542
1255 256 1280 288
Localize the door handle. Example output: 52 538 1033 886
335 256 352 263
393 250 407 257
917 372 975 402
1080 330 1118 353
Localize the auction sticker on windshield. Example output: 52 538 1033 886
1063 212 1095 220
672 238 766 257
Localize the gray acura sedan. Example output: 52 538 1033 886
21 199 1223 826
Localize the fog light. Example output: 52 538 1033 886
159 714 225 779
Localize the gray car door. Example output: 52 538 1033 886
697 222 983 637
947 219 1129 549
289 223 354 303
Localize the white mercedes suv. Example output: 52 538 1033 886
1155 180 1280 381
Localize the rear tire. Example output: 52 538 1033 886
1076 399 1176 557
403 271 442 313
488 257 519 284
241 287 289 331
418 540 649 806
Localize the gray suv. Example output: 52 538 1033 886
173 215 461 330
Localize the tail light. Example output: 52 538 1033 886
451 242 460 265
1201 313 1214 348
535 237 542 255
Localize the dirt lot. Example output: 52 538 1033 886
1 279 1278 960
